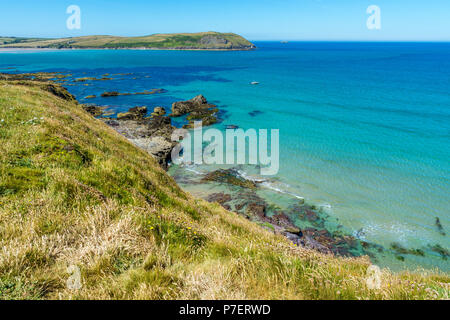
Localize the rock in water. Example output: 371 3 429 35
435 217 446 236
201 169 257 189
117 106 148 120
171 95 215 116
151 106 166 117
82 105 105 117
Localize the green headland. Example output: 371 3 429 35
0 32 255 50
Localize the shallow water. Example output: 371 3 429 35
2 42 449 271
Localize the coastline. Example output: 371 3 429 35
2 67 449 272
0 46 256 52
1 76 448 299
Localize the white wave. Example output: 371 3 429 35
260 181 305 200
236 169 267 183
181 164 204 175
354 222 418 243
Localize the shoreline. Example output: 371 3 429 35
1 76 448 299
3 70 449 271
0 46 256 52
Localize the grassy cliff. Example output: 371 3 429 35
0 80 448 300
0 32 255 50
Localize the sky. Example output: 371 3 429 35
1 0 449 41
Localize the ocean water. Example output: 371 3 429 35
1 42 449 271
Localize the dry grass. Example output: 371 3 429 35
0 80 448 300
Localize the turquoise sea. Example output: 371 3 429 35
1 42 449 271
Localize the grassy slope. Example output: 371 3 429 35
0 37 47 46
0 80 448 300
0 32 254 49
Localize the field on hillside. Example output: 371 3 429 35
0 78 448 300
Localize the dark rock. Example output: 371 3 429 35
82 105 104 117
201 169 257 189
172 94 212 117
235 202 246 212
206 193 232 205
300 235 332 254
151 106 166 117
246 202 266 218
101 91 120 97
271 212 293 228
390 242 425 257
435 217 446 236
101 89 166 97
117 106 148 120
171 95 219 128
284 227 302 235
248 110 263 117
428 244 449 260
102 111 176 169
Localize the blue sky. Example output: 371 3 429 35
1 0 449 41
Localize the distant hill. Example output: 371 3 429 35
0 32 255 50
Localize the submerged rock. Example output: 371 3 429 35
201 169 257 189
390 242 425 257
183 107 219 128
206 193 232 208
248 110 263 117
435 217 446 236
428 244 449 260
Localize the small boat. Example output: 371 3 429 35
250 81 259 85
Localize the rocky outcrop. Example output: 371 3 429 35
171 95 219 128
101 91 120 97
82 105 105 117
100 89 166 97
184 107 219 128
200 35 229 46
117 106 147 120
151 106 166 117
171 94 215 117
104 107 176 169
201 169 257 189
